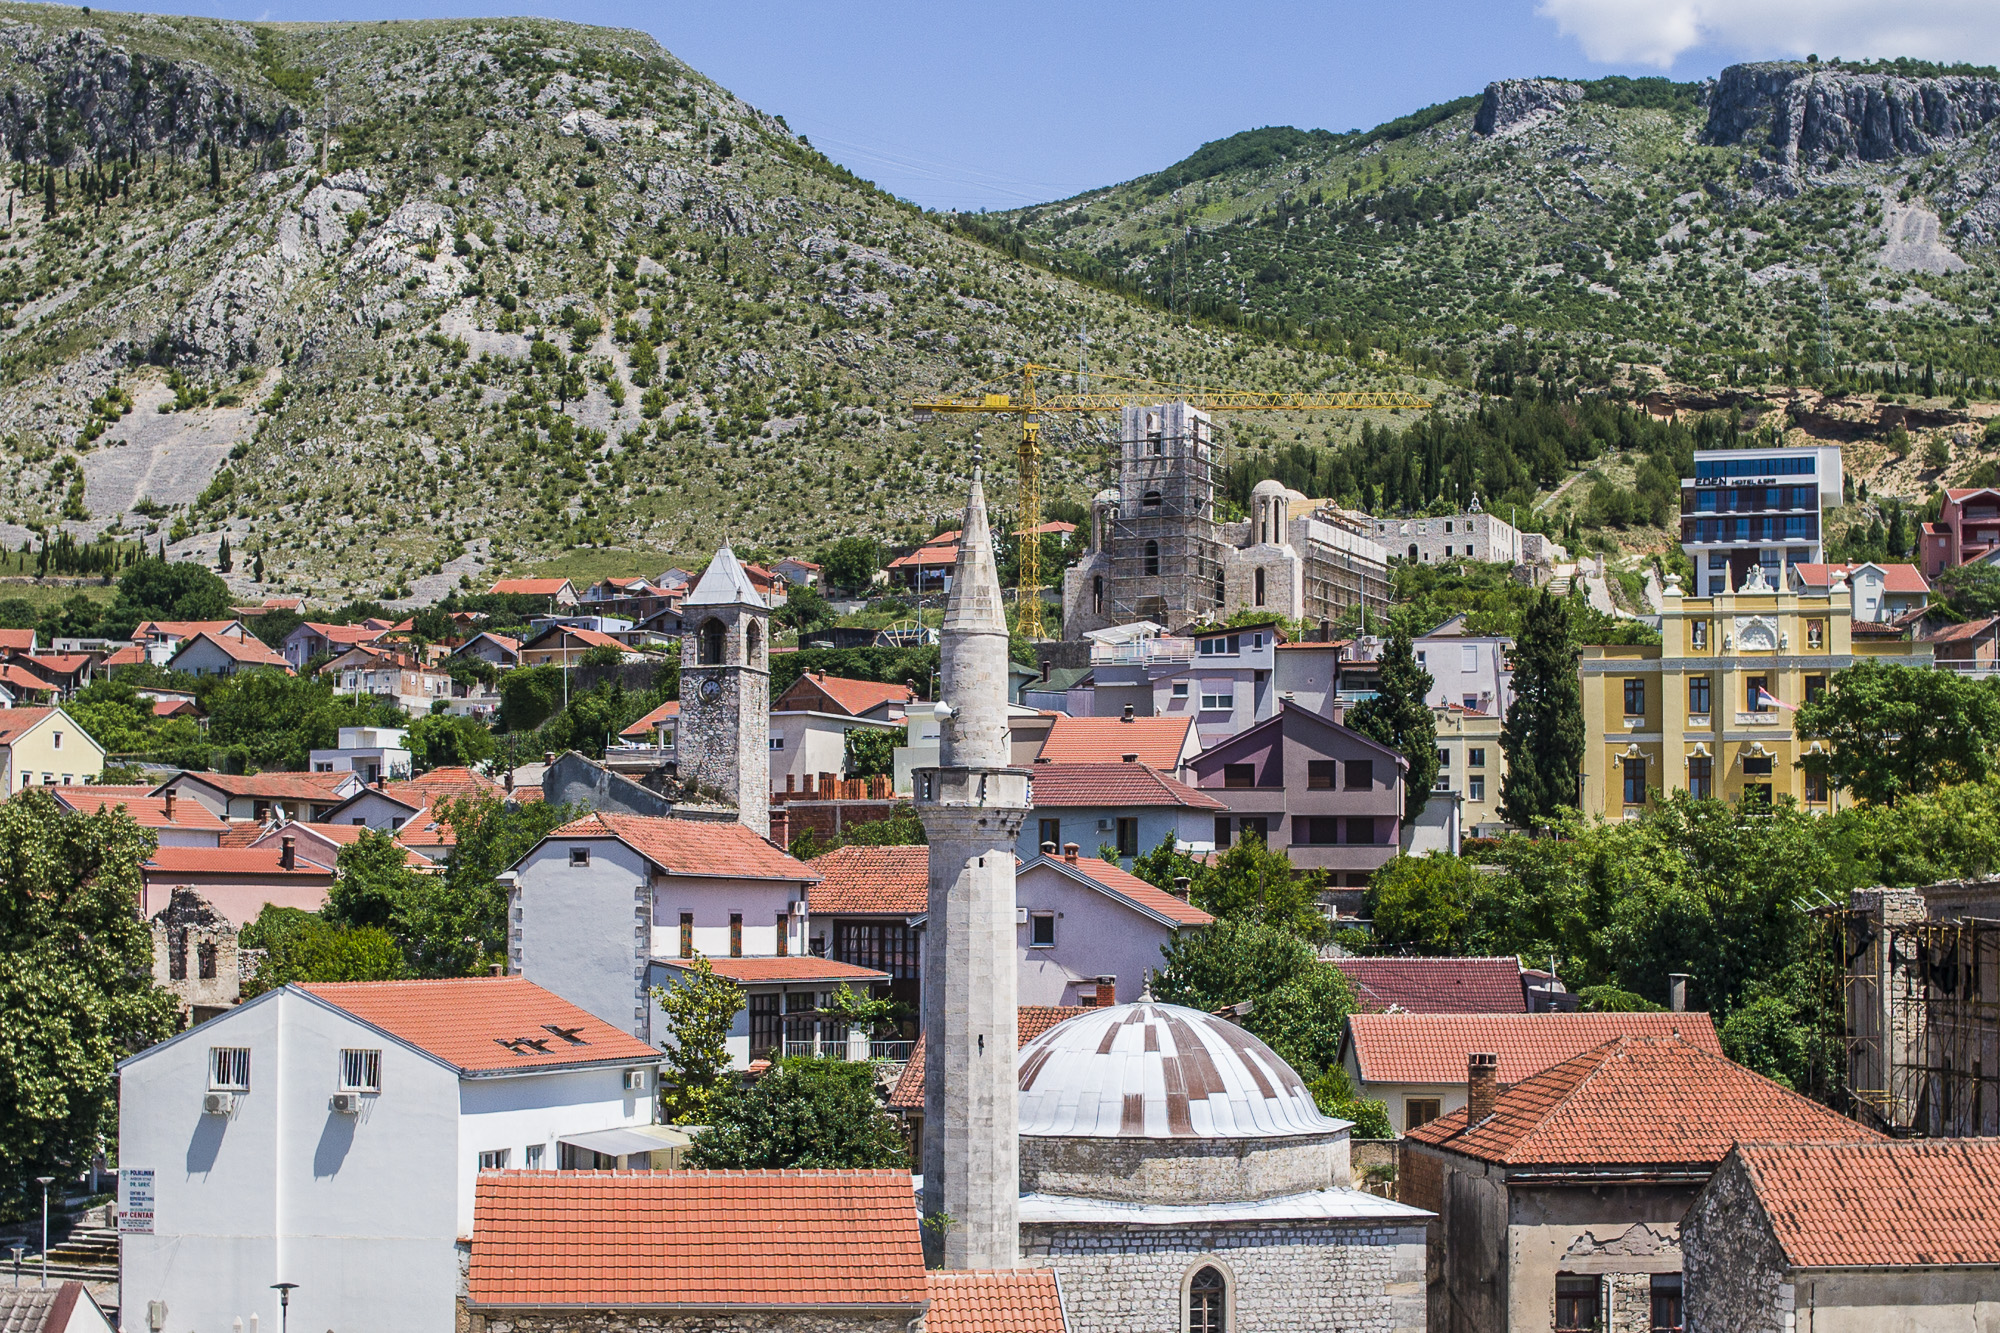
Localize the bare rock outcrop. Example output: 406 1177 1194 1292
1704 62 2000 181
1474 79 1584 138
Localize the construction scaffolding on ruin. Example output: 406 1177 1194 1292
1106 407 1227 629
1301 543 1394 633
1823 902 2000 1138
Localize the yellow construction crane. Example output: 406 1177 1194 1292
913 364 1429 638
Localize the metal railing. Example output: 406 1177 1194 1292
775 1038 914 1062
1090 636 1194 665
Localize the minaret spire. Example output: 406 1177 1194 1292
918 471 1029 1270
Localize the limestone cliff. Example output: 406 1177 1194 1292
1473 79 1584 138
1704 62 2000 179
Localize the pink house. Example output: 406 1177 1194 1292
1926 488 2000 578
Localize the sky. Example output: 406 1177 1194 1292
94 0 2000 211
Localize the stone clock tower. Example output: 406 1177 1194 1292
678 546 770 836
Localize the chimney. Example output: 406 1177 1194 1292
1041 841 1058 856
1171 875 1192 899
1062 842 1079 863
1668 973 1689 1013
163 788 177 822
280 836 296 871
1467 1052 1498 1123
1121 752 1139 764
1120 704 1135 723
542 752 553 766
504 769 514 794
1094 975 1117 1008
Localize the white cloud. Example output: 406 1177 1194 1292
1535 0 2000 69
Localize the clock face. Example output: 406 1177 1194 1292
699 676 722 702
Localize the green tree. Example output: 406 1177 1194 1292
844 725 903 781
1344 625 1438 814
818 536 881 592
325 830 426 934
1152 917 1315 1011
1190 837 1330 943
774 584 836 639
99 557 234 637
428 796 581 963
1127 832 1204 893
204 672 405 771
1364 853 1486 954
498 664 565 732
239 906 408 996
687 1058 909 1169
1500 590 1584 827
1241 957 1359 1079
216 534 231 573
406 713 496 771
1309 1066 1393 1139
0 792 178 1198
1799 663 2000 804
1933 564 2000 619
651 955 743 1123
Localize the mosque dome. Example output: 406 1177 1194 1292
1250 478 1289 502
1017 1003 1342 1140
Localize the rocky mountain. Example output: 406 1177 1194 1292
0 6 1408 603
991 62 2000 397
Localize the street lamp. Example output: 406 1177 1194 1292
35 1177 53 1289
271 1281 298 1333
9 1245 23 1289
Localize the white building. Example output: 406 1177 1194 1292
308 726 413 785
1372 504 1525 566
116 977 662 1333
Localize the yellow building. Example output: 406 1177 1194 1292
1581 568 1931 816
0 706 106 792
1433 703 1506 834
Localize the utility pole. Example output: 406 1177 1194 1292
36 1176 53 1288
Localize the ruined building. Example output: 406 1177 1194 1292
150 886 241 1024
1062 403 1392 637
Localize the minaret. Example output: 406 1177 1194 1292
678 546 771 836
918 466 1030 1269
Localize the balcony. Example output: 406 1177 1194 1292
1091 636 1194 666
777 1037 913 1062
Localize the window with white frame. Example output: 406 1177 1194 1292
1469 776 1485 801
478 1149 511 1170
209 1047 250 1091
340 1049 383 1093
770 737 785 750
569 846 591 867
1200 684 1235 711
1171 681 1190 698
525 1144 545 1169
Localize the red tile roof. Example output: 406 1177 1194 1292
0 629 33 652
1404 1037 1881 1168
21 652 92 675
0 665 52 695
384 766 503 805
152 697 198 717
1028 762 1225 810
394 805 457 848
807 844 930 915
252 823 437 868
1037 715 1194 768
134 619 245 640
488 578 574 596
467 1170 925 1309
619 699 680 737
160 771 357 801
1333 956 1530 1014
925 1270 1067 1333
301 976 660 1073
52 789 227 830
299 622 388 646
100 644 146 668
1732 1139 2000 1269
656 956 889 984
546 811 812 882
889 1007 1086 1110
782 672 915 717
144 846 335 876
1924 616 1999 644
888 544 958 569
1039 853 1215 926
172 632 290 669
218 824 267 847
0 707 56 744
1947 488 2000 502
1792 562 1932 595
1345 1011 1722 1085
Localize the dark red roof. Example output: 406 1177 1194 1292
1028 762 1225 810
1333 956 1529 1014
467 1171 926 1309
889 1007 1086 1110
1732 1139 2000 1269
301 976 659 1073
781 673 915 717
1405 1037 1881 1169
807 844 930 915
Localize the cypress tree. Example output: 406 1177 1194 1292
42 170 54 220
1499 590 1585 829
1346 624 1438 817
208 140 221 192
216 534 232 572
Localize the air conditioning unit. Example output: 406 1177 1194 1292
329 1092 362 1115
789 901 807 916
202 1091 236 1116
1016 907 1029 925
623 1069 649 1091
1096 818 1114 833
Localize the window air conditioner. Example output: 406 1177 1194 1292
202 1091 236 1116
1096 818 1114 832
624 1069 649 1091
1016 907 1029 925
329 1092 362 1115
789 901 808 916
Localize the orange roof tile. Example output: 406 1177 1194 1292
52 789 227 830
0 665 52 694
300 976 660 1073
384 766 504 805
21 652 92 674
100 645 146 667
806 845 930 915
1345 1011 1722 1085
0 629 34 652
0 707 57 744
160 771 357 801
144 846 335 876
1791 562 1932 595
1037 715 1194 768
619 699 680 737
656 956 888 984
171 632 290 669
299 622 388 646
1038 853 1214 926
1332 957 1530 1014
888 544 958 569
1404 1037 1881 1169
1732 1139 2000 1269
1924 616 2000 644
925 1270 1067 1333
218 824 268 847
889 1007 1086 1110
781 673 915 717
467 1170 925 1309
133 619 245 640
1028 762 1225 810
488 578 575 596
393 805 457 848
546 812 812 882
252 823 436 868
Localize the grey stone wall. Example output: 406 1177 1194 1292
462 1308 911 1333
1019 1131 1345 1204
1022 1221 1426 1333
1683 1155 1790 1333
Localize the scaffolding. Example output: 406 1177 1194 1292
1825 894 2000 1138
1106 403 1227 629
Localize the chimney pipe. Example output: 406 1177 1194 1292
1094 975 1117 1008
504 769 514 794
1467 1052 1499 1124
1668 973 1689 1013
1062 842 1079 863
1171 875 1192 899
1121 752 1139 763
542 752 553 766
1041 841 1057 856
280 836 296 871
164 788 177 822
1121 704 1135 723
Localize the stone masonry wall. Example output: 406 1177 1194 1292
462 1308 910 1333
1021 1221 1427 1333
1019 1131 1343 1203
1682 1155 1791 1333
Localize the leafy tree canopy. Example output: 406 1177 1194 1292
1345 625 1438 813
99 558 234 638
1189 837 1330 944
652 955 743 1124
687 1057 909 1170
1798 662 2000 804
